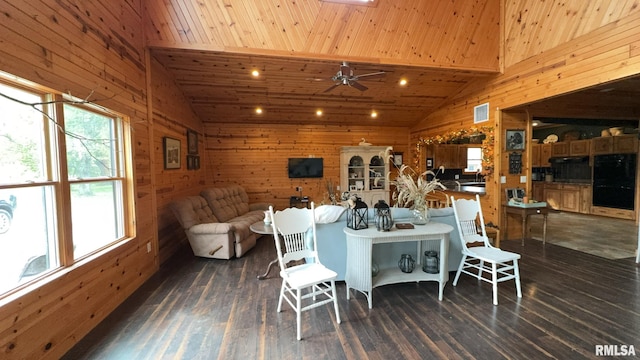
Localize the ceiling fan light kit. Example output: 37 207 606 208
323 62 386 93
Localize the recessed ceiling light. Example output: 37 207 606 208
316 109 323 116
255 107 263 114
371 111 378 118
251 70 260 77
399 79 408 86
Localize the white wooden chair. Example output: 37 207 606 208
450 194 522 305
269 203 341 340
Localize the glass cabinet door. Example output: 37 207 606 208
348 155 365 192
369 155 385 191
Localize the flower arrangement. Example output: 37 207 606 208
381 147 446 209
324 178 338 205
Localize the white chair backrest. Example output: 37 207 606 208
269 203 318 270
451 195 491 248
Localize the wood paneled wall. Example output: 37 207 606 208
204 123 410 209
150 57 206 264
0 1 191 359
412 1 640 239
144 0 500 72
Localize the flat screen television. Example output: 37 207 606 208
288 158 323 178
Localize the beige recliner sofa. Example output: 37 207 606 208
171 185 271 259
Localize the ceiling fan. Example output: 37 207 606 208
321 62 386 93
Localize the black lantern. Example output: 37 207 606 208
374 200 393 231
346 197 368 230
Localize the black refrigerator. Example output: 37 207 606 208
592 153 637 210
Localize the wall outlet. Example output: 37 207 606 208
336 185 340 191
296 186 303 192
520 175 527 183
454 174 459 179
146 242 151 253
500 176 506 183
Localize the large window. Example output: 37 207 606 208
0 73 134 296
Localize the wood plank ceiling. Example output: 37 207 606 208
147 0 640 127
146 0 501 127
150 49 493 127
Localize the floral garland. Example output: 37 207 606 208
415 126 495 175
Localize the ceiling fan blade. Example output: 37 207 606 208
350 81 368 91
353 71 386 80
323 83 340 93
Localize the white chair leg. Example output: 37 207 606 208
331 280 341 324
453 256 466 286
492 262 498 305
277 280 286 312
513 259 522 298
296 288 302 340
479 260 485 281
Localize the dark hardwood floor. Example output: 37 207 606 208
63 232 640 359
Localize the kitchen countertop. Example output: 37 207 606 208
532 180 591 185
441 181 486 195
448 185 486 195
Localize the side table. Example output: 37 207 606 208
503 204 549 246
289 196 310 208
250 221 277 280
344 222 453 309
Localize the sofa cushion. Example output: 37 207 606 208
228 210 267 242
201 185 250 223
171 196 219 230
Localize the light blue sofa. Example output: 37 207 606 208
315 206 464 281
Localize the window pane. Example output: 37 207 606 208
71 181 124 258
0 186 59 295
0 83 48 183
466 147 483 172
64 105 117 179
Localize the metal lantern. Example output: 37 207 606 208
346 197 369 230
374 200 393 231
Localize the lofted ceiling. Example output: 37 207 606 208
151 49 494 128
146 0 640 129
153 49 640 128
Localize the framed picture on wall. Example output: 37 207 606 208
426 158 433 169
505 129 525 151
163 137 181 169
187 129 198 155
